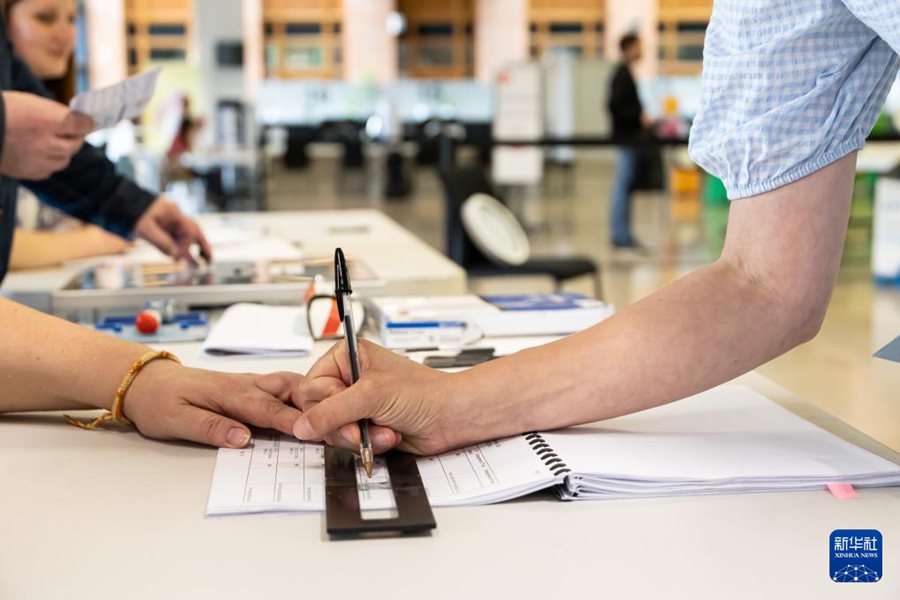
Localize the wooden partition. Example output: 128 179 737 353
262 0 343 79
657 0 712 75
124 0 193 75
528 0 605 60
397 0 474 79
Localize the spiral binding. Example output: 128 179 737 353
524 433 571 477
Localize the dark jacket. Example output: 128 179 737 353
608 62 643 145
0 20 156 283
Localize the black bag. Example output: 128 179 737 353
630 132 665 192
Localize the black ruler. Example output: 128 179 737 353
324 446 437 538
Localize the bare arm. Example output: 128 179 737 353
0 297 150 412
0 298 303 447
9 226 129 271
456 152 855 442
291 153 856 455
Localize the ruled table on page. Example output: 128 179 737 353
206 432 555 515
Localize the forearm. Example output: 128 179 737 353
453 153 856 446
0 298 149 412
456 260 798 441
24 152 156 238
10 228 116 270
9 230 69 270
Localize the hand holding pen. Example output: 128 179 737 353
333 248 375 477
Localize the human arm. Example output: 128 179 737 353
0 297 303 447
5 53 211 263
9 225 129 270
291 152 856 455
19 142 214 263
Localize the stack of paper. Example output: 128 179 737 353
202 303 313 356
544 386 900 500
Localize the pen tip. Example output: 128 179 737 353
361 446 374 478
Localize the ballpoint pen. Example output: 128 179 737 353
334 247 374 478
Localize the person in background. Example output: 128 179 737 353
607 32 653 249
6 0 128 270
162 93 224 208
166 95 205 161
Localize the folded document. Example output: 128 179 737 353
202 303 313 357
206 385 900 515
69 68 161 131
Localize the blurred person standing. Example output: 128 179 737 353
608 32 653 249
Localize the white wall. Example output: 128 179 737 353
344 0 397 84
84 0 127 88
475 0 528 82
242 0 264 102
193 0 247 147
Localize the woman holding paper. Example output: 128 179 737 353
0 3 211 282
291 2 898 455
5 0 130 269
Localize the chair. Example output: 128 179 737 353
438 166 602 298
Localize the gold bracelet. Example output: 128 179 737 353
65 350 181 431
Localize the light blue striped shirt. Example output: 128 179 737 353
688 1 900 199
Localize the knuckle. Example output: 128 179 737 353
293 380 313 403
200 414 225 442
264 397 288 420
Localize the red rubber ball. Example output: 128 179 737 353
135 311 159 334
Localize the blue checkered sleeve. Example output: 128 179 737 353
688 0 900 200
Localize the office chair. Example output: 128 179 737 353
438 166 602 298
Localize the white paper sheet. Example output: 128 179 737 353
202 303 314 357
69 68 161 131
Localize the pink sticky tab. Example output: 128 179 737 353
827 483 859 499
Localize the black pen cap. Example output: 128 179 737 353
334 247 352 319
334 247 353 294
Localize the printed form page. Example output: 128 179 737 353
206 432 557 516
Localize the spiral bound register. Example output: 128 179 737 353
524 433 572 478
206 385 900 516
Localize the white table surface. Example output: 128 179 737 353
1 336 898 600
0 209 467 311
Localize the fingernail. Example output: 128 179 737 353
226 428 250 447
293 417 315 440
373 430 393 447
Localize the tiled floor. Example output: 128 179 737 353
266 150 900 452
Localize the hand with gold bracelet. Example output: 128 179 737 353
0 298 303 448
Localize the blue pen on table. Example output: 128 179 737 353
334 247 374 478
